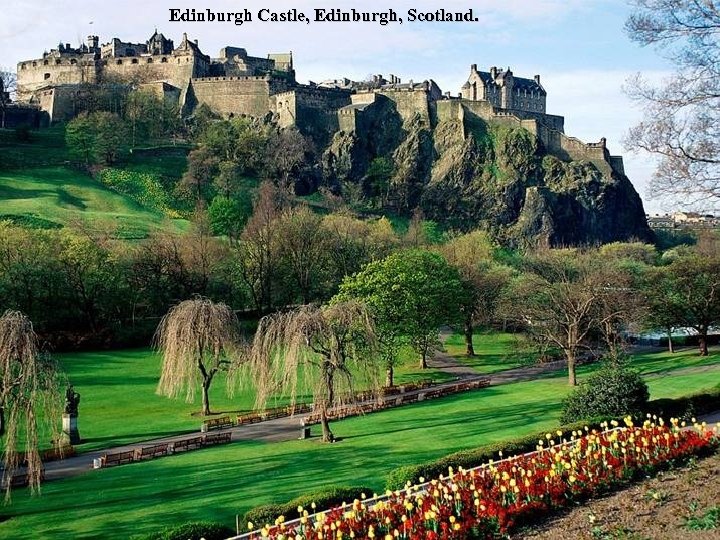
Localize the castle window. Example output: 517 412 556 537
116 59 123 65
161 57 168 63
55 59 61 65
20 64 26 70
32 61 37 67
131 58 138 64
70 59 77 65
147 58 153 63
43 60 49 65
44 73 51 80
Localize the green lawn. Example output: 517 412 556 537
443 331 531 374
0 167 188 237
2 364 718 540
57 345 454 453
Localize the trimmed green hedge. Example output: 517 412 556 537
134 521 234 540
243 486 374 529
646 387 720 421
385 419 605 491
384 388 720 491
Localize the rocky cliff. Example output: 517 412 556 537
321 98 652 247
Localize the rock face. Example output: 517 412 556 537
321 100 652 247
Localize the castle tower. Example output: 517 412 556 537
87 35 99 52
500 67 514 109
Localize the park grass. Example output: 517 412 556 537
56 344 454 453
1 365 718 540
443 331 530 374
0 166 188 237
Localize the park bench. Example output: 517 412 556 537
201 415 235 432
237 412 264 425
100 450 135 467
134 443 169 461
172 436 204 453
203 432 232 446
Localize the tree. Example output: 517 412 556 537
507 249 632 386
125 90 181 146
208 194 252 241
0 70 17 129
641 265 684 353
335 250 464 385
625 1 720 207
242 301 379 442
441 231 512 356
155 298 241 415
275 206 327 304
65 112 129 165
0 311 62 497
264 129 312 191
665 254 720 356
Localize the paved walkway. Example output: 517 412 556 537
27 341 720 483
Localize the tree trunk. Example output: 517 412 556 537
201 376 213 416
385 365 394 388
699 329 709 357
420 351 427 370
464 316 475 357
566 349 577 386
0 406 5 438
667 327 674 354
320 409 334 443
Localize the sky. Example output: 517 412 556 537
1 0 675 213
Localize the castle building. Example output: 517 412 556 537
461 65 546 113
13 33 624 177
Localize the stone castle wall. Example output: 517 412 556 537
190 76 292 118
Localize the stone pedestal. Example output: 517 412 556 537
62 413 80 445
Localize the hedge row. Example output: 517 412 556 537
134 521 235 540
243 486 374 528
384 388 720 490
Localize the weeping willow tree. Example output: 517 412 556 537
0 311 63 498
237 301 380 442
155 298 242 416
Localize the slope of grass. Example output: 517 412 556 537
0 167 188 237
444 331 531 374
2 366 718 540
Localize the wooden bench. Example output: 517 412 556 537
237 413 263 425
203 432 232 446
172 436 204 453
100 450 135 467
201 416 235 432
134 443 169 461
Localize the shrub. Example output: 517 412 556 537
560 363 649 424
243 486 374 528
135 521 234 540
647 388 720 421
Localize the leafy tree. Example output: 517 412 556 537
276 206 327 304
641 265 685 353
155 298 241 416
264 128 312 191
625 0 720 206
364 157 394 205
442 231 512 356
65 111 129 165
336 250 464 385
0 311 63 497
125 90 181 145
241 301 379 442
208 194 252 241
176 146 219 203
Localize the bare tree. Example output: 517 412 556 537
264 129 313 192
240 301 379 442
1 70 17 129
0 311 62 498
625 0 720 208
155 298 242 415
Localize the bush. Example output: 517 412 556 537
647 388 720 421
135 521 234 540
560 363 649 424
243 486 374 528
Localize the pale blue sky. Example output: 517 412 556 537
1 0 673 212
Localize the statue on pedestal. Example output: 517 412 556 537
62 385 81 444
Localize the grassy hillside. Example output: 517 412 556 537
0 127 189 238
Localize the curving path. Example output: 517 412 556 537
21 338 720 483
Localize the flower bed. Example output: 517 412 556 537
241 417 718 540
